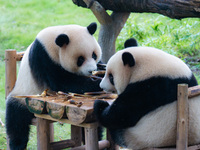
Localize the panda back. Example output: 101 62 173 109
9 44 45 97
123 95 200 149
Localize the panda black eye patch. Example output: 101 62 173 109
77 56 85 67
92 52 97 60
109 73 114 85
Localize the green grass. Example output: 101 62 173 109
116 13 200 83
117 13 200 58
0 61 6 150
0 0 98 59
0 0 200 149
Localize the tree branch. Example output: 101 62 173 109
73 0 200 19
82 0 112 24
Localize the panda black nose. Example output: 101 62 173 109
88 71 93 74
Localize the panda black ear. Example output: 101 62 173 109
122 52 135 67
87 22 97 35
55 34 69 47
124 38 138 48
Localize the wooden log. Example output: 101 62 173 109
5 50 17 97
84 125 99 150
5 50 17 150
188 143 200 150
50 139 75 150
71 125 82 147
35 114 99 128
25 97 46 114
27 94 115 123
66 106 89 124
37 118 51 150
70 140 110 150
46 102 66 119
49 122 54 143
188 85 200 98
176 84 188 150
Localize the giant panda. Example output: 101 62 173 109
6 22 103 150
94 39 200 149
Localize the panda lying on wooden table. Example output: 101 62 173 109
94 39 200 150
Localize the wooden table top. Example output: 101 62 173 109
15 92 117 124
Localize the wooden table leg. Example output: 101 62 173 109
37 118 51 150
84 126 98 150
71 125 82 147
50 122 54 143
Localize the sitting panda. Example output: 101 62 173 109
6 22 103 149
94 39 200 149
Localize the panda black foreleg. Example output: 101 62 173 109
6 97 34 150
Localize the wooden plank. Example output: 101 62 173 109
176 84 188 150
50 139 75 150
46 102 66 119
5 50 17 97
188 85 200 98
35 114 99 128
188 143 200 150
69 140 110 150
66 106 91 124
25 93 115 123
25 97 46 114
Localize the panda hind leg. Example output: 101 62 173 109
6 97 34 150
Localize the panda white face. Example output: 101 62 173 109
37 23 102 76
58 40 100 76
57 23 101 76
100 51 134 94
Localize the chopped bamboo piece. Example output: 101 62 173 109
92 70 106 76
41 89 49 97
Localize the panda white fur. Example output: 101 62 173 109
6 22 103 149
94 39 199 149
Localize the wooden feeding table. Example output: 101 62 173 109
16 91 117 150
25 91 116 124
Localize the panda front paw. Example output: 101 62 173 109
94 100 109 118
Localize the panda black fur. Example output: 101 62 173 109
94 39 199 149
6 23 103 149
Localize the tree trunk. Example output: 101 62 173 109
81 0 130 63
72 0 200 19
98 12 130 63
